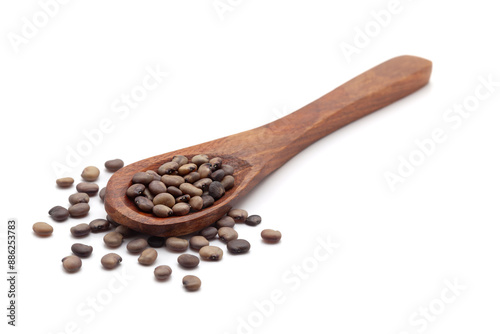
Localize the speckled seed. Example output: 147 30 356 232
153 193 175 208
115 225 137 238
228 209 248 223
167 186 183 197
193 178 212 191
200 226 218 240
177 254 200 268
153 204 173 217
145 170 161 181
198 163 212 178
81 166 100 182
189 196 203 211
89 219 110 233
68 203 91 218
221 175 235 190
211 169 225 182
161 175 185 187
172 202 190 216
69 193 90 205
199 246 223 261
71 243 93 257
76 182 99 196
148 180 167 195
104 159 124 172
183 275 201 291
103 231 123 248
261 229 282 243
127 238 148 253
143 188 154 201
178 163 197 176
132 172 154 185
218 227 238 242
201 195 214 208
48 206 69 221
221 164 234 175
192 154 209 166
189 236 209 250
56 177 74 187
209 157 222 170
126 184 146 198
180 183 203 197
138 248 158 265
154 265 172 280
62 255 82 273
216 216 235 228
99 187 106 200
208 181 225 200
184 172 201 184
227 239 251 254
245 215 262 226
147 236 166 248
158 161 179 175
33 222 53 236
165 237 188 252
172 155 188 166
101 253 122 269
134 196 154 212
70 223 91 237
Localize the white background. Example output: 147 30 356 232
1 1 499 333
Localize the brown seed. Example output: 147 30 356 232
228 209 248 223
199 245 223 261
199 226 218 240
68 193 90 205
201 195 214 208
148 180 167 195
56 177 74 187
70 223 91 237
172 202 190 216
33 222 53 236
189 196 203 211
126 183 146 198
115 225 137 238
154 265 172 280
76 182 99 196
99 187 106 200
208 181 225 200
209 157 222 170
153 204 173 217
89 219 110 233
182 275 201 291
167 186 183 197
153 193 176 208
180 183 203 197
158 161 179 175
245 215 262 226
161 175 185 187
221 175 235 190
62 255 82 273
198 163 212 178
178 163 197 175
132 172 154 185
101 253 122 269
134 196 154 212
261 229 282 243
218 227 238 242
106 214 119 227
145 170 161 181
166 237 188 252
192 154 209 166
127 238 149 253
176 194 191 203
177 254 199 268
184 171 201 184
81 166 100 182
172 155 188 165
216 216 235 228
211 169 225 182
189 235 209 250
143 188 154 200
103 231 123 248
71 243 93 257
221 164 234 175
68 203 90 218
227 239 251 254
48 205 69 221
193 178 212 191
104 159 124 172
138 248 158 265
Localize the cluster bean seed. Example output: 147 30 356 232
62 255 82 273
147 236 165 248
200 226 218 240
68 203 90 218
189 236 209 250
76 182 99 196
182 275 201 291
154 265 172 280
101 253 122 269
70 223 91 237
127 238 149 253
56 177 74 187
218 227 238 242
33 222 53 236
69 193 89 205
166 237 188 252
89 219 110 232
49 206 69 221
104 159 124 172
71 243 93 257
81 166 100 182
227 239 251 254
103 232 123 248
199 246 223 261
261 229 282 243
138 248 158 265
177 254 199 268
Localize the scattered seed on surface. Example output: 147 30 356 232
154 265 172 280
33 222 53 236
103 231 123 248
227 239 251 254
68 192 90 205
200 226 218 240
56 177 74 187
99 187 106 200
177 254 200 268
89 219 110 233
199 246 223 261
138 248 158 265
115 225 137 238
48 205 69 221
71 243 93 257
68 203 90 218
106 214 119 227
245 215 262 226
228 209 248 223
62 255 82 273
101 253 122 269
218 227 238 242
70 223 91 237
190 236 209 250
127 238 149 253
81 166 100 182
215 216 235 228
104 159 124 172
182 275 201 291
261 229 282 243
76 182 99 196
147 236 166 248
166 237 188 252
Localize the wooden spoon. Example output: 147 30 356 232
105 55 432 236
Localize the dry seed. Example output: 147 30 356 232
153 193 175 207
69 193 90 205
153 204 173 217
56 177 74 187
33 222 53 236
177 254 199 268
143 188 154 201
221 164 234 175
209 157 222 170
193 178 212 191
245 215 262 226
148 180 167 195
228 209 248 223
99 187 106 200
104 159 124 172
261 229 282 243
217 227 238 242
166 237 188 252
208 181 225 200
103 231 123 248
126 184 146 198
62 255 82 273
189 196 203 211
184 171 201 184
227 239 251 254
200 226 218 239
182 275 201 291
132 172 154 185
201 195 214 208
48 205 69 221
167 186 182 197
178 163 197 176
199 246 223 261
115 225 137 238
68 203 90 218
161 175 185 187
106 214 119 227
138 248 158 265
192 154 209 166
216 216 235 228
172 202 190 216
158 161 179 175
134 196 154 212
101 253 122 269
198 163 212 178
147 236 166 248
127 238 148 253
81 166 100 182
76 182 99 196
189 236 209 250
70 223 91 237
145 170 161 181
71 243 93 257
89 219 110 233
211 169 225 182
180 183 203 197
175 194 191 203
172 155 188 166
154 265 172 280
221 175 235 190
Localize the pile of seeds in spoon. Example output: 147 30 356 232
127 154 235 217
33 157 282 292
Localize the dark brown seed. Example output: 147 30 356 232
211 169 226 182
115 225 138 238
192 154 209 166
104 159 124 172
176 194 191 203
62 255 82 273
227 239 251 254
198 163 212 178
200 226 218 240
189 236 209 250
71 243 93 257
106 214 119 227
216 216 235 228
221 164 234 175
172 155 188 165
193 178 212 191
209 157 222 170
89 219 110 233
76 182 99 196
132 172 154 185
208 181 225 200
189 196 203 211
148 180 167 195
166 237 188 252
154 265 172 280
184 172 201 184
228 209 248 223
153 193 175 208
70 223 91 237
56 177 74 187
199 246 223 261
101 253 122 269
147 236 166 248
177 254 200 268
99 187 106 200
134 196 154 212
218 227 238 242
138 248 158 265
158 161 179 175
182 275 201 291
48 206 69 221
161 175 185 187
245 215 262 226
261 229 282 243
201 195 214 208
68 203 90 218
145 170 161 181
126 183 146 198
81 166 100 182
127 238 149 253
68 193 90 205
221 175 235 190
103 231 123 248
167 186 183 197
143 188 154 200
172 202 190 216
33 222 53 236
153 204 173 217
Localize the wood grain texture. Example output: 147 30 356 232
105 55 432 236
